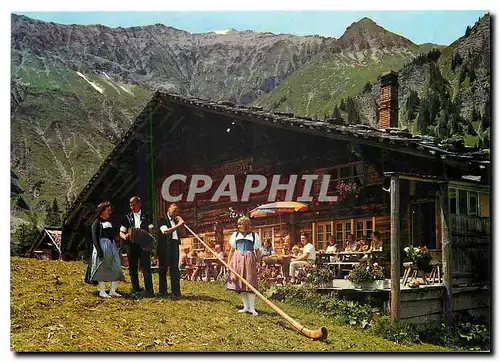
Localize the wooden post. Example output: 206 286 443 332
439 183 452 345
390 176 401 321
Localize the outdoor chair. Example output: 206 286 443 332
402 261 428 286
428 260 443 285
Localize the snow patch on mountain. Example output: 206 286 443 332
76 71 103 94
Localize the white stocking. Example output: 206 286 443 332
248 293 258 316
109 281 121 297
99 282 110 298
238 292 249 312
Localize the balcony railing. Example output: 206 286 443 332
450 215 491 237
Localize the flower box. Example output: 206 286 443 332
352 281 378 290
347 262 385 286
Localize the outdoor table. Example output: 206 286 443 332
337 251 371 262
261 254 294 279
316 253 331 265
322 251 371 278
201 257 219 280
262 254 293 266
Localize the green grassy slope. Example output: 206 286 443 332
10 257 452 352
253 50 415 118
11 53 152 211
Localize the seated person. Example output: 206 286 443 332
356 237 370 252
180 247 194 280
289 233 316 284
282 234 294 255
189 250 203 281
344 234 358 252
213 244 226 280
356 237 371 262
325 239 339 254
291 245 300 257
205 245 224 281
260 239 273 257
370 231 383 252
216 244 225 260
180 247 190 266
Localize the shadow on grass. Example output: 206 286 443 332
99 291 234 304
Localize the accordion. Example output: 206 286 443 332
130 228 156 251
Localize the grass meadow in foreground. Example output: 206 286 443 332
10 257 452 352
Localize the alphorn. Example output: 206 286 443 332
184 224 327 341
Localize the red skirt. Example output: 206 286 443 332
226 251 258 292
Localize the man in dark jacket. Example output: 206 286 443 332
157 203 185 298
119 196 154 297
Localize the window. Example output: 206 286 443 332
259 227 273 248
336 223 343 246
314 162 365 197
316 222 332 250
355 219 373 241
469 193 477 216
449 188 457 214
331 163 364 187
335 220 352 248
458 189 468 215
356 221 363 240
479 193 490 217
450 187 489 217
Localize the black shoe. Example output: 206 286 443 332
157 292 169 298
139 290 155 298
171 294 181 300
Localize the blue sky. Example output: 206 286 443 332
15 11 487 46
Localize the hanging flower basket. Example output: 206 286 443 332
336 181 360 206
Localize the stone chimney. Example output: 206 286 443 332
378 71 398 129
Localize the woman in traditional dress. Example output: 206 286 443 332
226 216 261 316
89 201 124 298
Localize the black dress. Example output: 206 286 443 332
88 218 123 282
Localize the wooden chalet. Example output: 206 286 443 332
61 72 490 323
30 227 62 260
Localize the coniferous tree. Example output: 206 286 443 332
405 90 420 121
428 92 441 123
451 53 463 72
465 25 471 37
436 108 450 140
417 101 430 134
333 105 342 120
11 222 40 257
468 68 476 83
471 106 480 124
45 198 62 228
339 98 346 112
481 101 491 131
448 111 461 137
459 65 468 83
347 97 360 124
363 82 372 93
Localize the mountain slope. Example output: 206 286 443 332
12 14 332 104
11 13 490 225
11 14 332 217
252 18 419 117
10 49 153 211
353 13 490 148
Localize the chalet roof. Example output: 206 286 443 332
63 91 490 224
161 92 489 164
